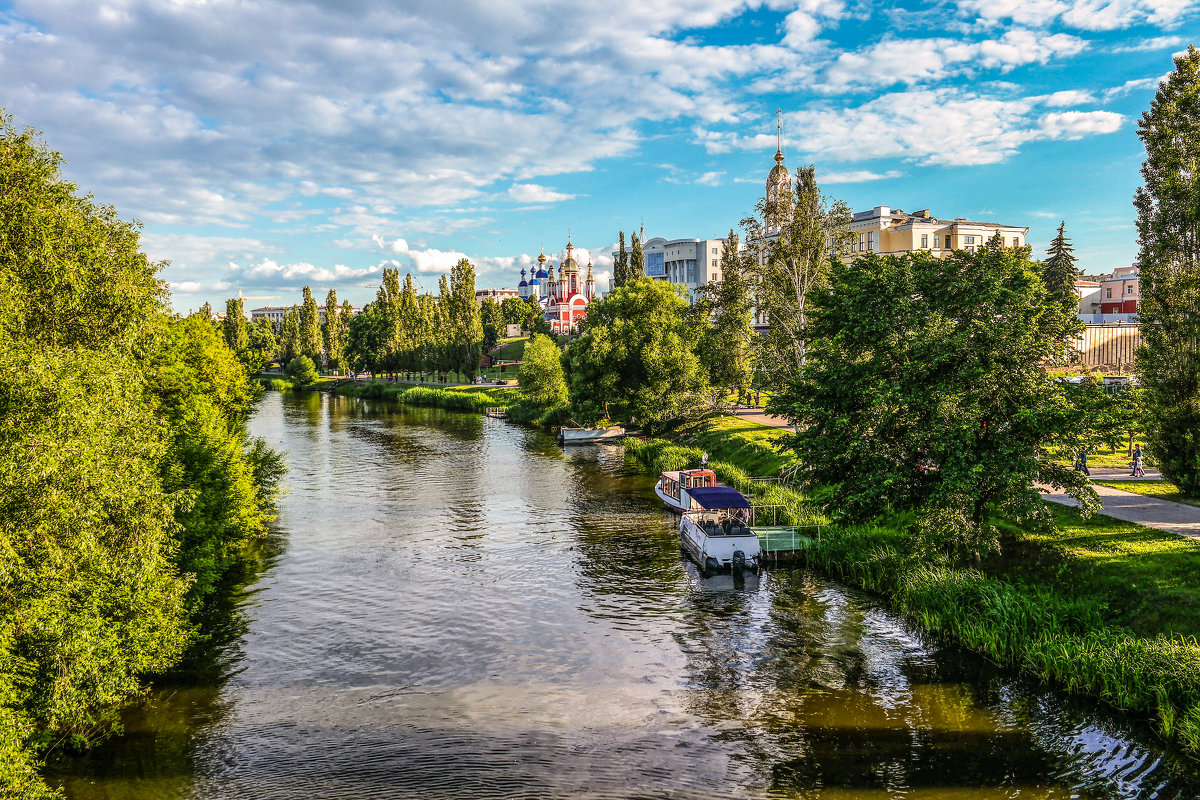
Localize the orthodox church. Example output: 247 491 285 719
517 235 595 333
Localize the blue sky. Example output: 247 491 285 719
1 0 1194 312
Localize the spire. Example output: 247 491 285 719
775 107 784 165
538 246 546 265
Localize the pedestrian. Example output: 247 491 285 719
1131 443 1143 477
700 451 709 467
754 391 761 407
1074 449 1090 476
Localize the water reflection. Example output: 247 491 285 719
48 392 1200 800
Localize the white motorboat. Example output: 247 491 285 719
559 425 625 443
654 468 744 513
680 510 761 573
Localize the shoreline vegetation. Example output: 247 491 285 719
301 379 1200 758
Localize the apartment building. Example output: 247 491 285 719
1099 265 1139 314
250 305 363 328
612 234 728 297
846 206 1028 258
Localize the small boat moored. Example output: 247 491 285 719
559 425 625 443
655 468 744 513
680 508 761 574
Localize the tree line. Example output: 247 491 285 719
0 114 284 797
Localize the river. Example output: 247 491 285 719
48 391 1200 799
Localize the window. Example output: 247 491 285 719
1013 236 1020 247
964 235 975 245
1127 285 1134 294
934 235 940 248
711 248 717 254
945 235 952 249
858 232 866 251
921 234 928 248
1106 288 1112 299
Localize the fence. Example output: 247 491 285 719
1071 324 1141 371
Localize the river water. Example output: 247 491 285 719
49 391 1200 799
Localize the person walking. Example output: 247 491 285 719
1075 450 1090 476
1131 444 1143 477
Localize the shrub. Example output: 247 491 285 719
285 355 319 388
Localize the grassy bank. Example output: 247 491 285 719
1095 479 1200 509
624 414 1200 757
333 381 517 412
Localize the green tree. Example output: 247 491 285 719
322 288 348 372
1 118 164 349
779 248 1099 557
748 165 852 388
700 230 756 397
613 230 630 287
346 302 384 376
563 277 709 433
221 296 249 357
480 296 503 352
199 301 213 321
519 333 568 406
1040 222 1084 348
501 296 531 326
247 316 278 372
1134 45 1200 495
299 286 322 365
286 354 320 388
339 300 355 370
448 258 484 378
279 305 301 363
630 232 645 279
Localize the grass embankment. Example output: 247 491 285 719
334 381 518 412
1095 479 1200 509
625 414 1200 756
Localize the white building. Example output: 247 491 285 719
250 305 362 329
610 232 728 299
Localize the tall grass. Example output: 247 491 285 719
335 381 511 412
260 377 293 392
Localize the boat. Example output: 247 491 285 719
680 508 761 574
559 425 625 443
654 468 742 513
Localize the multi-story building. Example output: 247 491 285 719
845 206 1028 258
250 305 363 329
608 230 728 299
476 288 519 304
1099 265 1139 314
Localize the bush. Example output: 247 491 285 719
285 355 319 388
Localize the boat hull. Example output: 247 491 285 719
679 515 760 573
654 479 690 513
559 426 625 443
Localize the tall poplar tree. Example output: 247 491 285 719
376 268 402 374
299 286 322 365
397 273 418 371
279 305 301 363
630 232 645 279
613 231 630 287
339 300 355 371
1134 45 1200 495
322 288 346 372
449 258 484 378
435 275 453 378
222 297 249 355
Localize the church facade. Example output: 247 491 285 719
517 237 595 334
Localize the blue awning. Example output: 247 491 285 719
688 486 750 510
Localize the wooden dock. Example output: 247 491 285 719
485 407 507 418
754 524 822 564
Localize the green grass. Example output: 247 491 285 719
490 337 528 362
1094 480 1200 509
334 381 519 411
675 415 800 476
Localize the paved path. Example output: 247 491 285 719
1041 480 1200 541
730 407 793 430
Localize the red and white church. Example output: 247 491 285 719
517 236 595 334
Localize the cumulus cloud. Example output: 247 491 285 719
699 91 1124 166
506 184 576 203
956 0 1193 30
820 169 904 183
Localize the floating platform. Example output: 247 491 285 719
755 525 820 563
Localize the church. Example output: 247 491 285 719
517 235 595 334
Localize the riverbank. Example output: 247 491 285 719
624 415 1200 758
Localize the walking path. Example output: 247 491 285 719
730 407 793 430
1041 477 1200 541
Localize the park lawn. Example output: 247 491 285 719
676 414 800 476
993 504 1200 640
1094 479 1200 509
490 337 528 362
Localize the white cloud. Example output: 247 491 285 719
956 0 1193 30
1036 89 1097 106
506 183 576 203
699 90 1123 166
1110 35 1187 52
1038 110 1124 139
820 169 904 183
696 171 725 186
